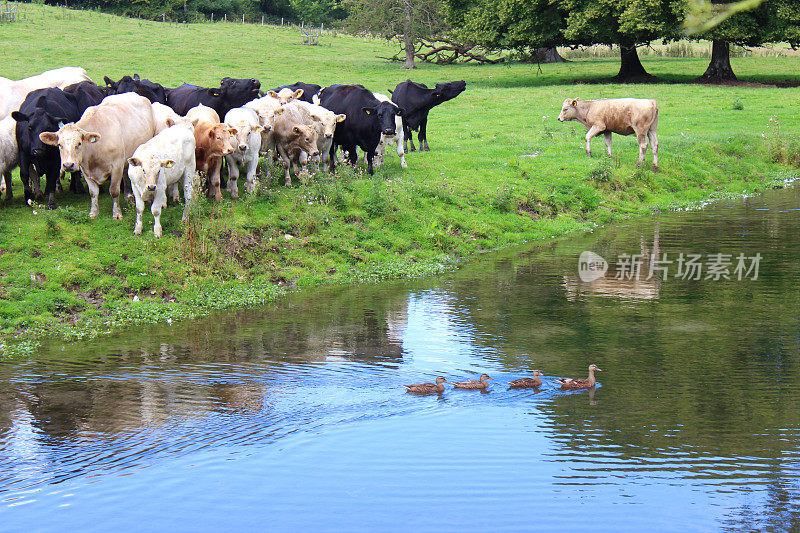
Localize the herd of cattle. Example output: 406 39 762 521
0 67 466 236
0 66 662 238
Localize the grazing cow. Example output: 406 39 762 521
104 74 169 104
271 105 319 186
0 116 19 200
0 67 90 121
557 97 659 170
127 119 196 237
372 92 406 169
188 105 235 201
40 93 157 219
151 102 182 134
12 88 82 209
289 101 345 172
223 107 263 197
272 82 321 104
268 88 304 105
63 81 109 115
317 84 402 175
167 77 261 117
390 79 466 152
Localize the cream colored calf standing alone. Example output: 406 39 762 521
558 97 659 170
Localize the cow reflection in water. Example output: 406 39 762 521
563 227 661 301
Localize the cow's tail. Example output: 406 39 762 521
650 102 659 134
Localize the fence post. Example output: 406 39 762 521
242 13 244 23
261 15 264 25
211 13 213 22
162 13 165 22
224 13 226 22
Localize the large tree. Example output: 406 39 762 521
344 0 446 68
558 0 684 81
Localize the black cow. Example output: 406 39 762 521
104 74 168 104
390 79 466 152
272 82 322 103
166 77 261 117
63 81 108 115
317 84 402 175
11 88 82 208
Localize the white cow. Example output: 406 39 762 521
40 93 156 219
223 107 263 197
0 116 19 200
0 67 90 121
244 94 285 155
152 102 182 134
127 119 196 237
373 92 407 169
288 101 345 173
268 88 303 105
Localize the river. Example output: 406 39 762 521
2 185 800 532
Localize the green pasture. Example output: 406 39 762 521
1 4 800 356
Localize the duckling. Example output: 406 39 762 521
508 370 545 389
452 374 494 390
557 364 602 390
404 376 449 394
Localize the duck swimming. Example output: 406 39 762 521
404 376 449 394
452 374 494 390
508 370 544 389
557 364 602 390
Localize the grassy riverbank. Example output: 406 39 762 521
2 5 800 356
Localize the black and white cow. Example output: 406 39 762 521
390 80 466 152
12 88 82 208
317 84 402 175
104 74 168 105
166 77 261 117
63 81 108 115
272 82 321 104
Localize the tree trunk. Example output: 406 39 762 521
534 47 567 63
614 44 653 81
402 6 416 69
698 39 737 82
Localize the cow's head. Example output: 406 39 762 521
207 123 237 156
290 123 319 157
103 75 119 92
12 109 69 157
228 120 263 152
128 155 173 199
268 88 303 105
220 77 261 106
558 98 580 122
363 101 402 136
314 112 346 139
433 80 466 103
39 123 100 173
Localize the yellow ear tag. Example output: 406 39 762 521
89 137 97 143
365 109 371 115
165 162 173 168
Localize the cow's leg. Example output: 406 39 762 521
406 124 415 152
245 155 259 194
133 193 145 236
110 166 124 220
70 171 84 194
347 146 358 167
167 182 181 203
152 191 166 238
584 125 603 157
277 145 292 187
209 158 223 201
636 132 648 168
365 150 375 176
328 143 336 173
648 129 659 171
3 171 12 200
30 163 43 200
19 154 33 204
226 155 240 199
604 132 613 157
419 120 429 152
44 162 59 210
87 180 100 219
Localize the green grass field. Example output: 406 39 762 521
1 4 800 356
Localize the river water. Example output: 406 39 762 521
2 185 800 532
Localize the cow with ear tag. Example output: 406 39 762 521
127 117 197 237
223 106 264 197
40 93 157 219
185 104 236 201
12 87 82 209
166 77 261 118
